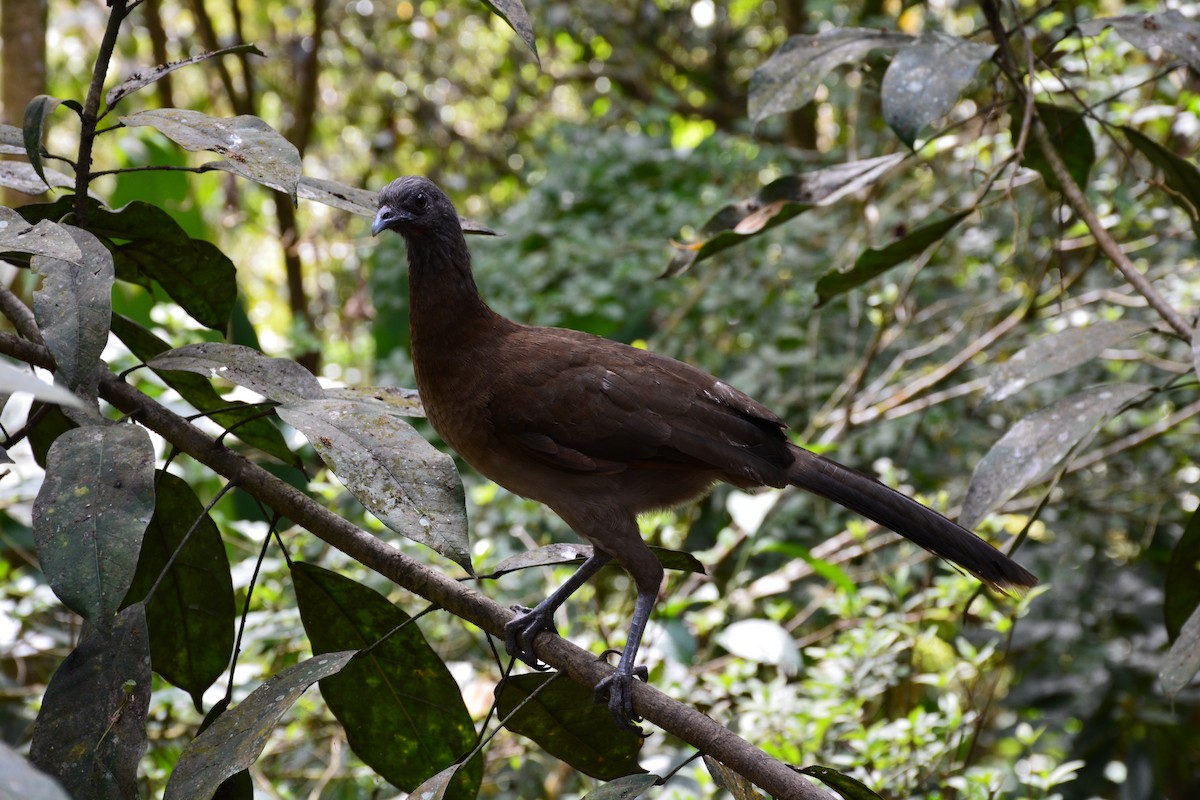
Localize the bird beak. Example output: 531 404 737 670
371 206 395 236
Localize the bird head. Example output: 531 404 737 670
372 176 457 238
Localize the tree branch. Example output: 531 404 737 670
74 0 128 228
0 329 830 800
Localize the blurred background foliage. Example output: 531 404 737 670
2 0 1199 797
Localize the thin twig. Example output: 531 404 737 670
75 0 129 228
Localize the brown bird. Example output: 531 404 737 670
371 175 1036 729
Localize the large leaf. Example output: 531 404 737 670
18 196 238 330
798 766 884 800
148 342 323 405
1166 506 1200 642
881 31 996 146
120 109 301 202
106 45 265 108
164 651 355 800
704 756 765 800
277 397 471 571
479 0 539 62
0 742 71 800
292 562 481 798
0 359 86 410
22 94 63 189
110 316 301 466
582 774 662 800
814 210 970 306
28 603 151 800
0 161 76 195
961 383 1150 528
1014 102 1095 193
32 424 156 628
749 29 912 124
496 673 645 779
1077 10 1200 72
1160 603 1200 699
0 206 82 262
1123 126 1200 238
667 154 905 276
983 319 1150 404
123 472 235 710
0 122 25 154
31 225 114 394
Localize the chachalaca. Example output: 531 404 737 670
371 175 1037 730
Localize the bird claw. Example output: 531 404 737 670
594 658 649 735
503 604 557 669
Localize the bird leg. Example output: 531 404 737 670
504 551 612 667
593 586 656 731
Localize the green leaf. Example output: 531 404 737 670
881 32 995 147
667 154 905 276
815 211 970 306
1160 603 1200 699
1123 126 1200 238
1015 102 1095 192
703 756 765 800
1077 10 1200 72
0 207 82 262
749 29 912 124
123 472 235 710
18 196 238 330
983 320 1150 404
31 225 114 394
32 424 156 628
0 742 71 800
479 0 539 63
582 774 661 799
799 766 884 800
164 651 355 800
0 161 76 195
961 384 1150 529
278 399 471 572
148 342 323 405
110 315 301 467
120 109 302 203
29 603 152 800
1166 506 1200 642
22 95 62 189
26 403 78 467
292 562 481 799
496 673 645 780
106 44 266 109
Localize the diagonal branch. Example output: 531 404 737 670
0 328 830 800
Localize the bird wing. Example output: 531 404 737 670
485 326 793 485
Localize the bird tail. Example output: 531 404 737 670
786 445 1037 591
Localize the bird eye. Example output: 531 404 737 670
412 191 429 211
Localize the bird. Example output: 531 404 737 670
371 175 1037 730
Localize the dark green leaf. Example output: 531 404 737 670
496 673 645 780
1160 604 1200 698
1123 126 1200 238
815 211 970 306
18 196 238 330
582 774 661 799
0 207 82 261
1166 506 1200 641
22 95 62 189
26 402 78 467
799 766 884 800
31 225 114 394
278 399 471 572
667 154 905 276
983 320 1150 404
120 109 301 203
881 32 995 146
0 742 71 800
165 652 356 800
123 472 235 710
32 424 156 628
148 342 323 405
106 45 266 109
110 315 301 466
292 562 481 799
961 384 1150 528
479 0 539 62
703 756 765 800
29 604 151 800
1015 103 1095 192
749 29 911 124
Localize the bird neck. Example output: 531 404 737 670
405 230 497 348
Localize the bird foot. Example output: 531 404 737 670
503 604 557 670
593 655 649 734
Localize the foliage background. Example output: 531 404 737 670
1 0 1198 798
